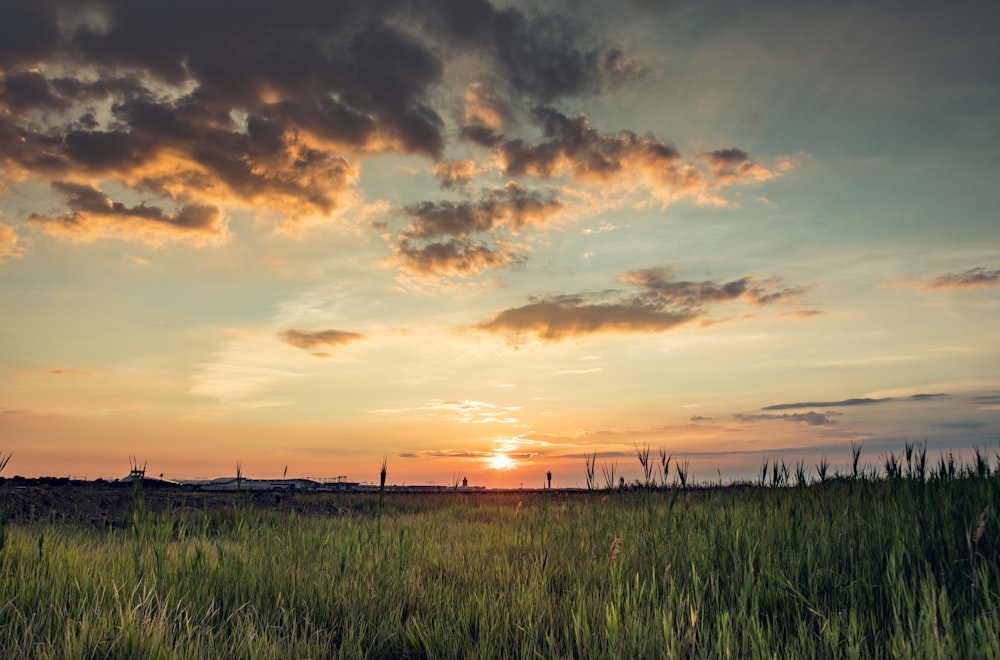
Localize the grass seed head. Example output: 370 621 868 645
608 537 623 568
975 506 988 544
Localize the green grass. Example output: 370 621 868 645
0 458 998 657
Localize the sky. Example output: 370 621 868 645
1 0 998 488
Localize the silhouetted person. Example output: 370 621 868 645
547 471 552 489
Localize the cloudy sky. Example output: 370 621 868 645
1 0 998 486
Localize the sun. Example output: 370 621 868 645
487 453 515 471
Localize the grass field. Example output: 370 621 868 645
0 447 998 658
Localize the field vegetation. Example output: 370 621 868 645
0 444 998 658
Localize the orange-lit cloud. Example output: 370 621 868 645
28 182 227 246
403 184 561 239
47 369 95 377
476 299 698 341
432 159 477 189
278 329 365 354
0 0 641 247
394 435 551 470
620 267 807 308
886 266 1000 291
476 267 810 341
762 393 947 410
734 411 838 426
395 238 523 277
924 267 1000 290
392 182 562 277
13 368 96 377
398 449 491 459
497 108 680 182
779 309 824 318
494 108 783 207
973 395 1000 411
700 148 776 183
371 399 520 425
3 99 364 232
0 223 28 264
461 82 508 146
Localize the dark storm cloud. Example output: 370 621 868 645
394 183 561 277
0 0 61 68
339 22 446 156
416 0 639 99
475 266 811 341
763 393 947 411
0 70 68 114
924 267 1000 290
491 10 640 102
735 412 836 426
1 0 635 241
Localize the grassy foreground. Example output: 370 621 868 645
0 466 998 658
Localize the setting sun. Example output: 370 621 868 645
487 453 515 471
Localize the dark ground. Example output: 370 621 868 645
0 477 354 528
0 477 726 528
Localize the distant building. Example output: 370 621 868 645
180 477 358 491
117 468 180 486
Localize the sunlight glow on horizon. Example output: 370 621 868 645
486 453 516 471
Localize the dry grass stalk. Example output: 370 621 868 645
969 505 989 659
607 538 623 568
932 579 942 660
974 506 988 544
